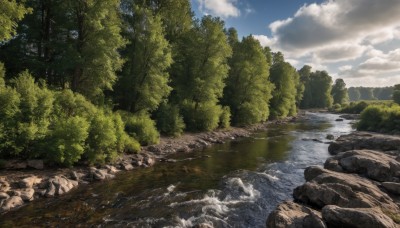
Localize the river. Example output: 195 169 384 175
0 112 353 228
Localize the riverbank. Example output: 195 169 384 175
267 131 400 227
0 116 298 214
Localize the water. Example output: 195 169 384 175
0 112 353 228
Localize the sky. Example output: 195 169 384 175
190 0 400 87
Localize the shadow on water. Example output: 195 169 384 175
0 112 353 228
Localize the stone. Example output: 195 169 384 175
144 157 155 166
44 175 79 197
89 167 115 181
18 188 35 201
295 166 399 212
323 158 343 172
328 131 400 155
121 162 134 171
105 165 119 174
0 196 24 212
382 182 400 195
0 192 10 200
335 119 344 121
326 134 335 140
27 160 44 169
266 201 326 228
326 150 400 182
19 176 42 188
193 223 213 228
0 179 10 192
70 171 85 181
322 205 397 228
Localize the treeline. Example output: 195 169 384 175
348 87 393 101
0 0 336 166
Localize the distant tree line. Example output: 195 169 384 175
0 0 342 166
348 87 393 101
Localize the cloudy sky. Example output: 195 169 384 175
191 0 400 87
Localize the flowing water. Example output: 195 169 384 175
1 112 353 228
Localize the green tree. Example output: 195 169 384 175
116 5 172 113
0 0 31 41
331 78 349 105
174 16 232 131
393 84 400 104
223 35 273 125
269 52 298 119
309 71 333 108
348 87 361 101
299 65 312 108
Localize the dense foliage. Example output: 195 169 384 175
0 0 358 166
331 79 349 105
348 87 393 101
358 104 400 134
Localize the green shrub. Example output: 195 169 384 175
155 102 185 137
113 113 140 153
181 101 222 132
0 86 20 157
45 116 89 166
123 112 160 145
357 104 400 133
340 101 368 114
219 106 231 128
393 90 400 105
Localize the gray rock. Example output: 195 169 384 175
328 131 400 155
144 156 155 166
322 205 397 228
266 201 326 228
382 182 400 195
121 162 134 171
295 166 399 212
27 160 44 169
193 223 213 228
105 165 119 174
44 175 79 197
0 192 10 200
326 150 400 182
335 118 344 121
326 134 335 140
19 176 42 188
89 167 115 181
70 171 85 181
18 188 35 201
0 196 24 212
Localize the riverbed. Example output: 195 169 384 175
0 112 353 227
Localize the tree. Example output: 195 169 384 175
269 52 298 119
0 0 31 41
331 78 349 105
173 16 232 131
116 5 172 113
309 71 333 108
393 84 400 105
299 65 312 108
223 35 274 125
348 87 361 101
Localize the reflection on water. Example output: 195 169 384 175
0 112 353 228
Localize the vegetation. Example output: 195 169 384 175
358 104 400 134
331 79 349 105
0 0 367 167
348 87 393 101
393 84 400 105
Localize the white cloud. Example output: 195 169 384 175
253 35 276 47
197 0 240 18
258 0 400 86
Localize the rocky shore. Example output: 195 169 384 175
0 117 294 214
267 131 400 228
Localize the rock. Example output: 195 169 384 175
0 196 24 212
19 176 42 188
0 179 10 192
176 145 190 153
295 166 399 212
18 188 35 201
335 118 344 121
144 156 155 166
105 165 119 174
89 167 115 181
44 175 79 197
326 134 335 140
382 182 400 195
328 131 400 155
121 162 134 171
322 205 397 228
27 159 44 169
0 192 10 200
323 158 343 172
326 150 400 182
132 160 143 167
70 171 85 181
6 161 28 169
266 201 326 228
193 223 213 228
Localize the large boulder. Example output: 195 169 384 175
328 132 400 155
382 182 400 195
27 160 44 169
294 166 399 212
266 201 326 228
12 188 35 202
322 205 398 228
324 150 400 182
43 175 78 198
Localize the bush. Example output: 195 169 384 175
340 101 368 114
181 101 222 132
123 112 160 145
219 106 231 128
357 104 400 133
45 116 90 166
393 90 400 105
155 102 185 137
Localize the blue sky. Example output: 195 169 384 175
190 0 400 87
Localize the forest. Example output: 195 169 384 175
0 0 361 166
